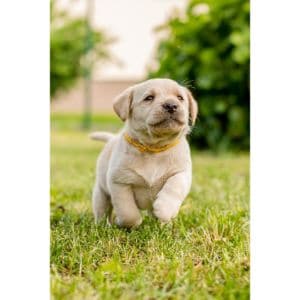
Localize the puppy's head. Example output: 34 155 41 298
113 78 198 139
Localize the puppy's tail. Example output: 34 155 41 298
89 131 115 142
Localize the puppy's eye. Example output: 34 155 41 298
144 95 154 101
177 95 184 101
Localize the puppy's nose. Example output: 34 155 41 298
162 102 178 114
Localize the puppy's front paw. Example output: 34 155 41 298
115 215 142 228
153 198 180 223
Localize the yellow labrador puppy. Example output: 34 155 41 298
90 78 198 228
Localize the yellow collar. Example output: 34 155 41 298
124 133 180 153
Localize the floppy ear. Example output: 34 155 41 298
184 87 198 126
113 86 134 121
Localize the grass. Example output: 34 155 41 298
51 113 250 300
51 113 123 131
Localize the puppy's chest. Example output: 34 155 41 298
132 163 172 209
130 155 175 186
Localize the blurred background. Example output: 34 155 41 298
51 0 249 151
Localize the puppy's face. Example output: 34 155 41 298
113 79 198 139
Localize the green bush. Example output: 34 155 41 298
149 0 249 151
50 1 112 97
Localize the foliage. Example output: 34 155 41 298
51 116 250 299
149 0 250 151
50 0 112 97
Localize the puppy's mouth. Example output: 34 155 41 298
149 116 185 127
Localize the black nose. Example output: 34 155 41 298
162 102 178 114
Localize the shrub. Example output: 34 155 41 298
149 0 249 151
50 0 112 97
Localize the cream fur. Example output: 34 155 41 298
91 78 198 228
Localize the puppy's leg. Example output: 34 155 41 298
153 170 191 223
92 184 111 222
110 183 142 228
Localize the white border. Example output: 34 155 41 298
251 0 300 299
0 1 49 299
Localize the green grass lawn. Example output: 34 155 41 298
51 114 250 300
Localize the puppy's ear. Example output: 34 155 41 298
184 88 198 126
113 87 134 121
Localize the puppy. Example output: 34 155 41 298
90 78 198 228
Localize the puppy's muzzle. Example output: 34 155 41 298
162 101 178 114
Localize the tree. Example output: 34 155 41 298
50 0 113 97
149 0 250 151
